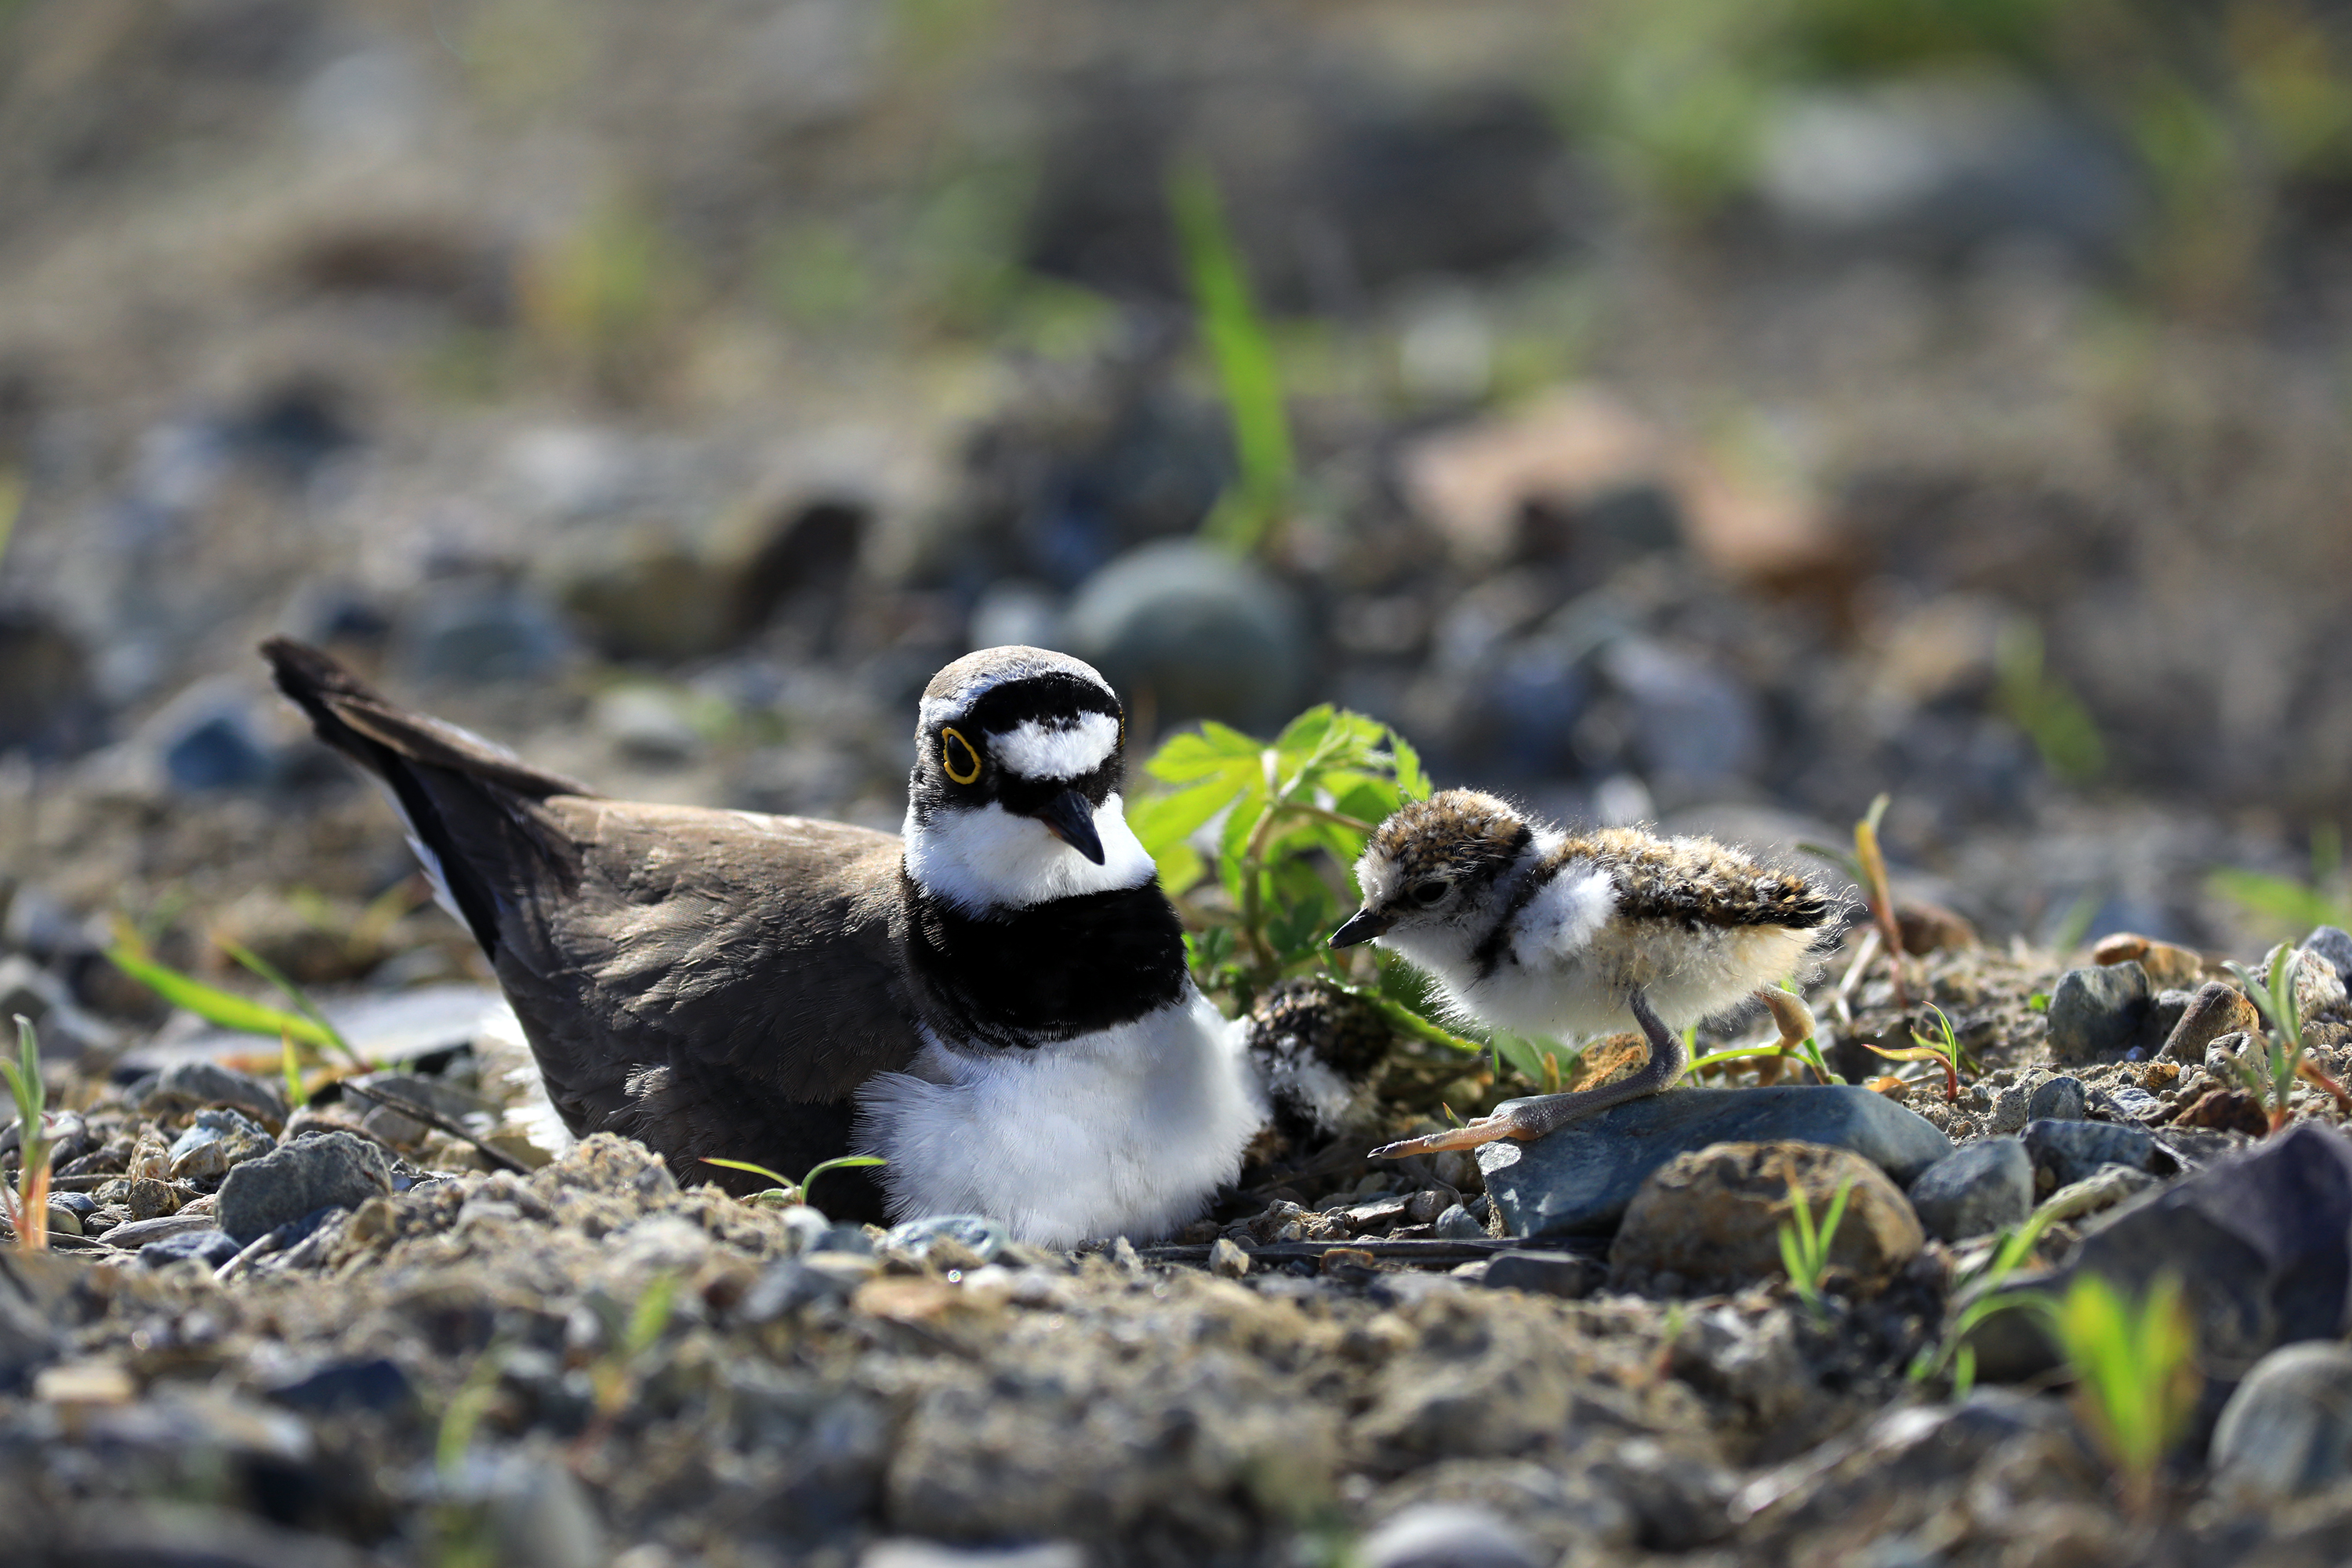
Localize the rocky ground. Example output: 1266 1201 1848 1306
6 2 2352 1563
10 918 2352 1566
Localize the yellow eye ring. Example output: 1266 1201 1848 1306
940 726 982 785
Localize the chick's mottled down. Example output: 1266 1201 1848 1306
1331 789 1836 1156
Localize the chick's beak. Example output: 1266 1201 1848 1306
1034 788 1106 865
1330 907 1391 948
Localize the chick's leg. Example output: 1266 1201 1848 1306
1369 989 1690 1159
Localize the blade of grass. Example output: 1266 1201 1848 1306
1169 158 1293 555
105 943 338 1051
219 938 368 1069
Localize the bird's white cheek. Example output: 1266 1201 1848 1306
904 795 1156 913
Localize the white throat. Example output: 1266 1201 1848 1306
902 792 1157 913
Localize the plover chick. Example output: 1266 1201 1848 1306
1329 789 1835 1158
263 637 1263 1246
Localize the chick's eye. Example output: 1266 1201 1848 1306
940 727 982 785
1410 879 1450 906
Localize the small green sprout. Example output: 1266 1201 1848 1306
1862 1002 1978 1102
702 1154 887 1216
1777 1174 1855 1322
1 1015 52 1254
1169 160 1294 555
106 924 368 1070
1804 793 1906 1007
2042 1272 2200 1519
1907 1204 2061 1396
2221 943 2352 1128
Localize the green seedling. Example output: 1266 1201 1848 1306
1777 1174 1854 1322
1907 1204 2061 1396
2211 826 2350 941
2222 942 2352 1128
1804 793 1907 1008
2042 1271 2200 1519
106 926 368 1069
1132 706 1428 1007
1863 1002 1977 1102
1 1015 51 1254
1169 160 1294 555
702 1154 887 1216
280 1029 310 1111
1996 620 2105 784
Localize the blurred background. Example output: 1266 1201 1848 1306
1 0 2349 1038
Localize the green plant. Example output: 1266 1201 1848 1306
1 1015 51 1253
1863 1001 1979 1101
1685 981 1840 1085
106 927 367 1070
2042 1271 2200 1519
1803 792 1908 1008
702 1154 887 1215
1168 161 1295 555
2221 942 2352 1127
1996 620 2105 784
1777 1173 1855 1320
1907 1203 2061 1394
2209 825 2350 938
1133 707 1429 1000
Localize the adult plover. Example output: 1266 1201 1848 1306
1329 789 1833 1158
263 638 1263 1245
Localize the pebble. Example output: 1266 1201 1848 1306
1478 1087 1950 1237
397 579 569 685
2020 1118 2164 1194
1208 1238 1250 1279
99 1213 217 1249
2162 981 2263 1062
42 1203 82 1237
1608 1141 1923 1294
167 1108 274 1181
1479 1250 1602 1299
1905 1137 2032 1242
147 681 279 792
1358 1503 1544 1568
2210 1341 2352 1506
880 1214 1007 1265
2303 927 2352 993
2045 961 2150 1062
1062 541 1308 732
216 1130 392 1245
2035 1163 2158 1224
863 1543 1086 1568
738 1255 869 1322
1432 1203 1487 1241
2026 1076 2085 1123
140 1060 285 1129
0 602 100 757
266 1356 417 1415
137 1229 239 1269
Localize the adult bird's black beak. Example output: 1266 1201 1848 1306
1329 908 1391 948
1034 788 1106 864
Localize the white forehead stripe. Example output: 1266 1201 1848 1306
988 712 1120 781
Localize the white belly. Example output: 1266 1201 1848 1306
851 989 1265 1247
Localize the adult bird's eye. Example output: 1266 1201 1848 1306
1410 878 1450 906
940 727 982 785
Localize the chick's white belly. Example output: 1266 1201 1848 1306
1455 920 1818 1040
851 989 1264 1247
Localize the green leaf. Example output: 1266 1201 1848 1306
219 938 363 1067
106 946 338 1049
1388 731 1431 802
1126 782 1232 859
1170 159 1293 556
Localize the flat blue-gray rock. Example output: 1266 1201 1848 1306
2211 1341 2352 1505
1907 1137 2033 1241
1476 1087 1951 1238
2020 1118 2165 1193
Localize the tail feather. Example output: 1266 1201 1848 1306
261 637 592 957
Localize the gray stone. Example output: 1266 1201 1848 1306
2038 1162 2158 1223
2045 962 2150 1062
1359 1503 1544 1568
2020 1118 2164 1194
2026 1076 2085 1122
1063 541 1307 733
880 1213 1007 1265
398 579 568 685
2303 927 2352 998
1907 1137 2033 1241
140 1060 285 1128
216 1130 391 1245
1479 1250 1601 1299
168 1107 274 1181
1208 1237 1250 1278
864 1544 1086 1568
2098 1084 2164 1122
739 1254 873 1321
1477 1087 1951 1237
2142 989 2194 1054
100 1212 220 1249
2161 981 2262 1062
1433 1203 1487 1241
139 1229 240 1269
2211 1341 2352 1505
0 1253 63 1391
